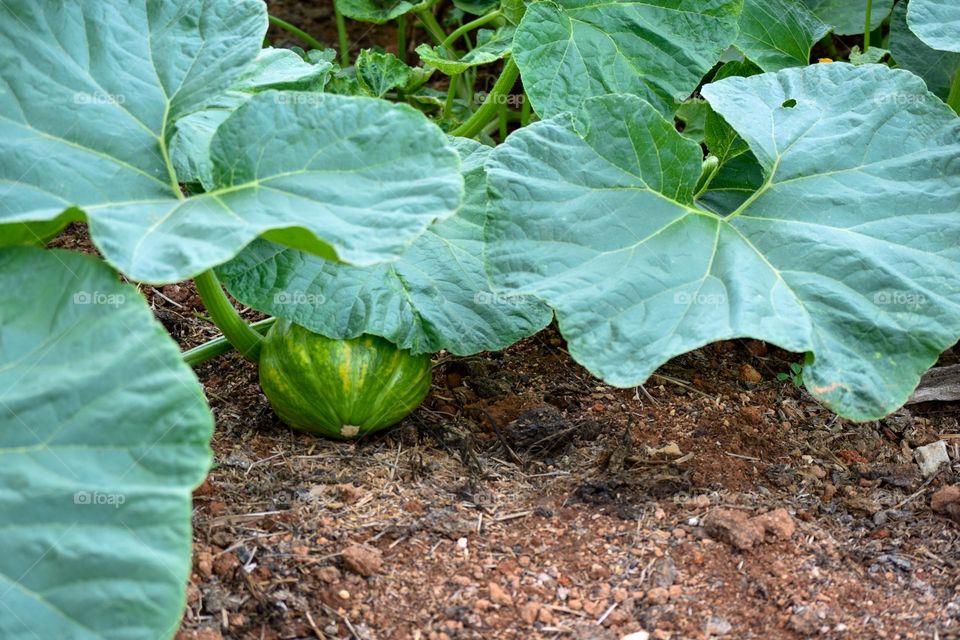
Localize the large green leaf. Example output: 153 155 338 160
891 1 960 99
337 0 431 24
0 1 463 285
736 0 829 71
416 27 516 75
512 0 743 117
99 92 463 283
908 0 960 53
484 64 960 421
219 139 551 355
0 0 265 235
800 0 894 35
0 246 213 639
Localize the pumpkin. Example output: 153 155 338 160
259 320 432 439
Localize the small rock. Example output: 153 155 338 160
195 550 214 579
651 557 678 588
474 599 492 613
702 509 762 550
316 566 342 583
931 485 960 523
621 633 650 640
212 552 240 579
175 629 223 640
706 616 732 636
788 607 821 635
752 508 796 540
341 545 383 577
914 441 950 478
488 581 513 606
739 364 762 384
521 602 539 625
646 587 670 605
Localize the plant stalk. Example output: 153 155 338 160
416 9 448 45
451 58 520 138
334 1 351 65
444 74 460 120
183 318 277 367
268 15 326 51
520 91 532 126
948 66 960 115
863 0 873 51
397 15 408 63
441 10 500 51
193 270 264 362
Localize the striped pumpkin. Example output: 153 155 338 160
259 321 432 439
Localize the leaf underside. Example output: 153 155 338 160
484 64 960 421
219 139 552 356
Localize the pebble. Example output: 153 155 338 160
739 364 763 384
931 485 960 522
620 633 650 640
488 581 513 606
914 441 950 477
706 616 732 636
342 545 383 577
520 602 539 625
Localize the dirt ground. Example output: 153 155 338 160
54 226 960 640
51 4 960 638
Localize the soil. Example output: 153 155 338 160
50 6 960 638
53 217 960 639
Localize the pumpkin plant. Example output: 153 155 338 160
1 0 959 638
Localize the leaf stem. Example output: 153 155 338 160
441 10 500 51
397 15 408 63
183 318 276 367
863 0 873 51
193 270 264 362
444 74 460 120
451 58 519 138
334 1 351 65
520 90 532 126
416 9 448 45
948 66 960 115
268 15 326 51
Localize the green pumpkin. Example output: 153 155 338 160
259 321 432 439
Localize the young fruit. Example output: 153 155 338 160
259 321 432 439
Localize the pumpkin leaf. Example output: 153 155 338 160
454 0 500 14
337 0 432 24
416 27 516 76
799 0 894 35
218 139 551 356
736 0 830 71
890 1 960 99
356 50 432 97
907 0 960 53
484 64 960 421
849 45 890 65
0 0 463 285
0 246 212 639
512 0 743 117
